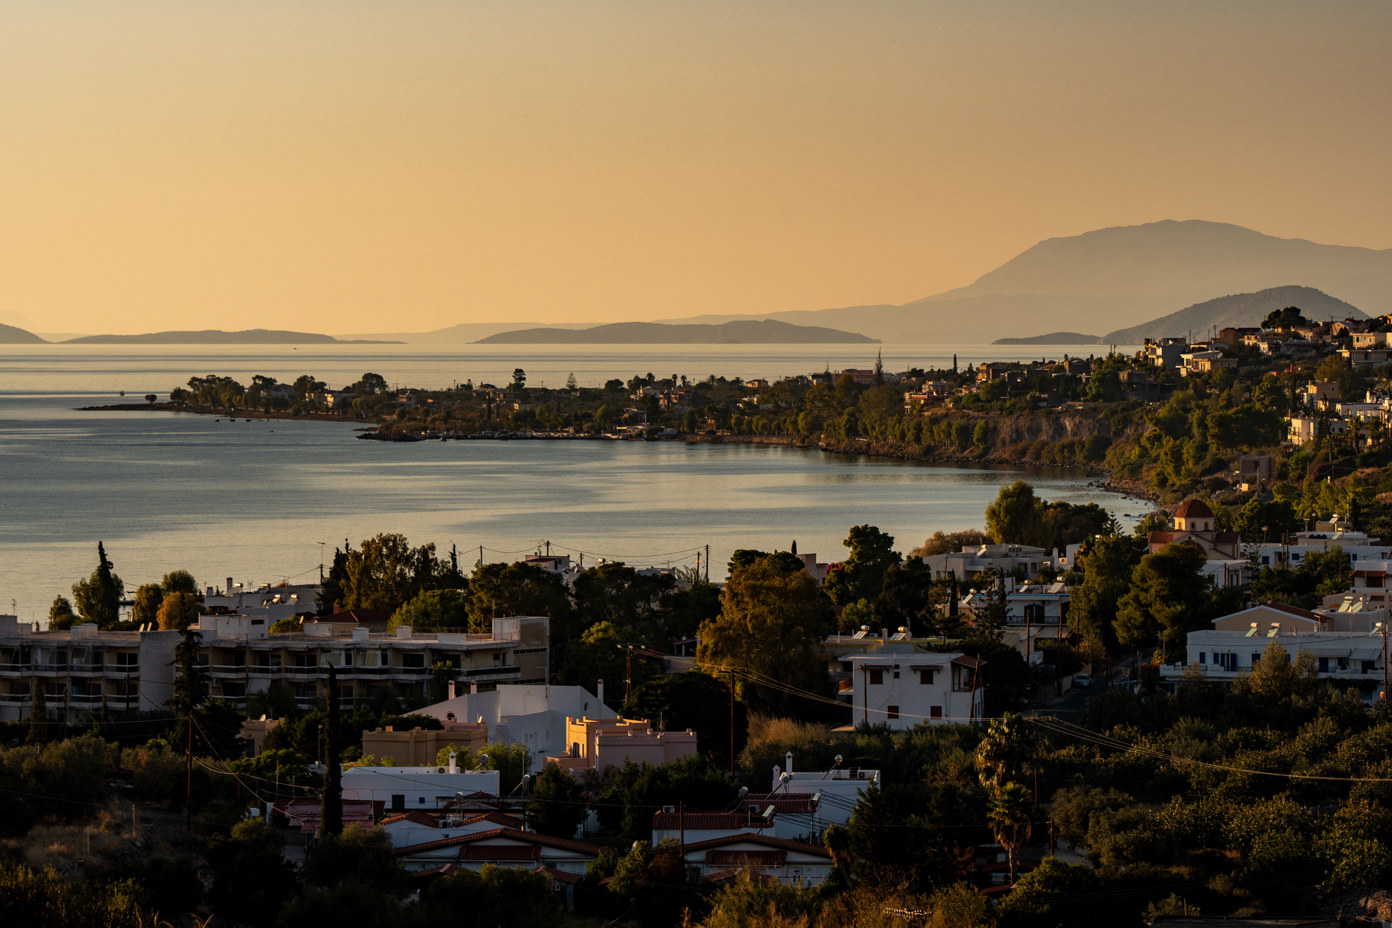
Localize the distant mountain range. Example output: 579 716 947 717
475 319 875 345
61 329 401 345
992 285 1368 345
14 220 1392 348
663 220 1392 344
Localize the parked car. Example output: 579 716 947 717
1073 672 1092 688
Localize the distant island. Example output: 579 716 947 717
0 322 46 344
476 319 876 344
992 332 1101 345
62 329 402 345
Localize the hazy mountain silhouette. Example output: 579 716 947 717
476 319 875 344
63 329 400 345
0 322 46 344
993 286 1368 346
1101 285 1367 345
676 220 1392 344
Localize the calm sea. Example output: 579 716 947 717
0 343 1146 623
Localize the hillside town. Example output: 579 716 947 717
15 309 1392 925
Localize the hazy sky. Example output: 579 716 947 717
3 1 1389 336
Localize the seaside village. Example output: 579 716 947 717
194 314 1392 444
12 314 1392 922
7 501 1392 898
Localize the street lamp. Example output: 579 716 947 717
1373 622 1388 701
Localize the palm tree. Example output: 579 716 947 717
974 712 1037 794
988 782 1034 883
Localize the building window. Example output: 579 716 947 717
930 706 942 719
886 705 899 720
1318 657 1329 673
1198 652 1206 665
868 669 883 686
918 669 936 685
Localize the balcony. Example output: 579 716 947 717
460 665 519 678
339 665 390 676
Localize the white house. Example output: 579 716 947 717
683 834 834 887
392 827 606 880
651 809 774 845
340 763 501 814
1248 522 1387 571
413 683 617 768
921 543 1057 582
770 755 879 827
838 651 984 729
957 578 1071 665
1158 602 1388 700
379 809 523 849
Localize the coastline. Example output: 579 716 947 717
85 401 1159 507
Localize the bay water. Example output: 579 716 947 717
0 343 1145 623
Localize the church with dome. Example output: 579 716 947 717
1146 498 1247 586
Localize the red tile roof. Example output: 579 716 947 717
394 827 605 858
744 793 819 814
1175 498 1214 520
652 811 768 830
1259 601 1326 621
381 811 441 827
682 832 830 859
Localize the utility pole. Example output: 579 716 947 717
728 670 736 776
705 545 710 583
624 646 634 704
184 708 193 831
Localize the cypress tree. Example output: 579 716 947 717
320 666 343 837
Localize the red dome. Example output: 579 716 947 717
1174 498 1213 521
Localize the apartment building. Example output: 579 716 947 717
0 612 549 725
198 614 550 710
0 616 180 723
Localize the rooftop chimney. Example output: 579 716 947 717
785 751 794 777
448 680 456 701
597 678 604 707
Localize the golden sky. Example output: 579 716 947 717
2 1 1389 336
